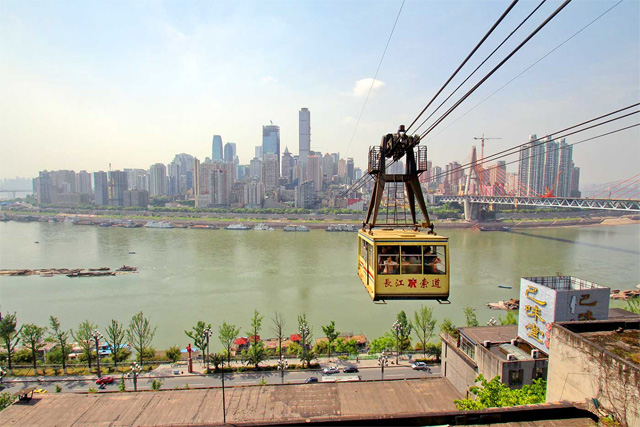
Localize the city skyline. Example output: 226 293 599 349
0 1 638 185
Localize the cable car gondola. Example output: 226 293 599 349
357 126 450 302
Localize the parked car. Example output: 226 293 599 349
343 366 359 373
96 376 114 385
305 377 318 383
411 362 429 371
322 366 340 374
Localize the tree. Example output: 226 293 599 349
499 311 518 325
126 312 157 366
464 306 480 327
0 313 22 373
454 374 547 410
104 319 127 369
412 305 437 359
627 298 640 314
71 320 97 370
334 338 358 355
185 321 210 361
20 324 46 374
166 345 181 363
297 314 315 368
49 316 70 374
218 321 240 366
245 309 266 368
395 310 412 351
369 333 396 354
321 321 340 360
440 318 459 339
271 312 286 361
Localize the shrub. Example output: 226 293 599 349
55 385 62 393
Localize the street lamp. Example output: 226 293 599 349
277 357 289 384
202 327 213 374
91 330 103 378
299 321 310 368
392 320 404 365
220 359 226 424
130 362 142 392
377 354 388 380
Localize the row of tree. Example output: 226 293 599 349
0 312 155 374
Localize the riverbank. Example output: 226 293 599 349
2 211 638 230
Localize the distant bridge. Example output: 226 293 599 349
436 195 640 212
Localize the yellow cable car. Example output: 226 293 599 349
357 125 450 302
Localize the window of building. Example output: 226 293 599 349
459 336 475 360
534 366 546 380
509 369 524 385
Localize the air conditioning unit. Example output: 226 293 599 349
483 340 491 348
510 339 517 346
507 354 516 361
531 349 540 359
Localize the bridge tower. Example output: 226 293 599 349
463 146 482 221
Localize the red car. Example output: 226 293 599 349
96 376 114 385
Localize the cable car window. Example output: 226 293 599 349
423 245 446 274
378 246 399 275
401 246 422 274
367 242 374 271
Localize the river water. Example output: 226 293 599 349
1 221 638 349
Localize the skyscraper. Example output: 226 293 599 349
93 171 108 206
224 142 236 163
149 163 167 196
75 170 92 195
262 124 280 163
557 139 573 197
212 135 223 161
542 137 559 194
299 108 311 164
281 146 293 183
108 171 128 207
307 154 323 191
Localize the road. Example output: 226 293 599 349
0 365 440 393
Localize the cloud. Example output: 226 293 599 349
352 78 385 97
260 76 276 84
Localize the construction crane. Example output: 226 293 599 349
473 134 501 168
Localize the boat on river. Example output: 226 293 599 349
190 224 220 230
284 225 310 232
326 224 357 232
254 223 274 231
226 223 251 230
498 284 512 289
145 221 174 229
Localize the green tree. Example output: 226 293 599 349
126 312 157 366
499 311 518 325
185 321 211 360
166 345 181 363
412 305 437 359
48 316 70 374
210 352 224 370
218 321 240 366
394 311 412 352
71 320 97 370
287 342 301 357
627 298 640 314
297 314 315 368
440 318 459 339
245 309 266 368
0 313 22 373
104 319 127 369
313 340 328 355
464 306 479 327
334 338 358 355
20 324 46 375
368 333 396 354
271 312 286 361
321 321 340 360
454 374 547 410
0 392 16 411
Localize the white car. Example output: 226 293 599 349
322 366 340 374
411 362 429 371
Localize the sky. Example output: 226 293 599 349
0 0 638 186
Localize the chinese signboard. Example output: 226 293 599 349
517 277 610 352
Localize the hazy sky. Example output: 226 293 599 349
1 0 638 186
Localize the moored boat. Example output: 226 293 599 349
254 223 274 231
145 220 174 229
226 223 251 230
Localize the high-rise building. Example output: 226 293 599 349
172 153 195 193
125 169 148 191
542 137 559 194
212 135 223 161
263 154 280 190
250 158 263 181
295 181 315 208
224 142 237 163
167 162 181 195
262 124 280 169
306 153 323 191
322 153 334 183
281 147 294 183
557 139 573 198
346 158 355 186
337 159 347 180
75 170 92 195
517 135 533 196
209 169 228 205
108 171 128 207
299 108 310 164
37 171 52 204
149 163 167 196
193 158 201 196
123 189 149 207
570 165 581 198
244 179 265 208
93 172 108 206
51 170 76 194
